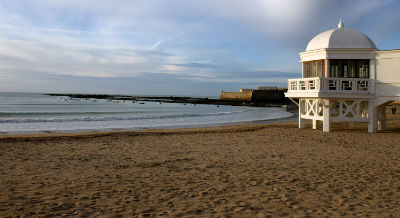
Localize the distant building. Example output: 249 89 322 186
220 87 288 103
285 20 400 133
220 89 253 102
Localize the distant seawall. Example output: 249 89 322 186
220 90 253 102
220 88 290 104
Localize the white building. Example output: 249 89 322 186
285 20 400 133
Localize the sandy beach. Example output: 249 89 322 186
1 120 400 217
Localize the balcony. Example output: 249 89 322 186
286 77 373 98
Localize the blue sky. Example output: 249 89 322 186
1 0 400 96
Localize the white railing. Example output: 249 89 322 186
288 77 372 94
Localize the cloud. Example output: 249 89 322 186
150 41 163 50
0 37 178 78
0 0 399 95
168 63 218 69
232 70 300 79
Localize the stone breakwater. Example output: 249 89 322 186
47 94 293 107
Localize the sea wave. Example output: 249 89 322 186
0 110 252 123
0 111 149 117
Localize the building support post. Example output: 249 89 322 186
368 100 377 133
312 119 318 129
299 99 305 128
377 106 386 131
325 58 329 77
323 99 331 132
299 117 305 128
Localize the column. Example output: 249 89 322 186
312 119 318 129
369 59 376 95
324 59 329 91
299 99 305 128
323 99 331 132
369 59 376 80
368 99 377 133
325 59 329 78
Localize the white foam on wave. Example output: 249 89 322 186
0 93 293 132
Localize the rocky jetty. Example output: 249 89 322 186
47 93 294 108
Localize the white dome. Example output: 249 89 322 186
306 25 376 51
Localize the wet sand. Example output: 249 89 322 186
1 120 400 217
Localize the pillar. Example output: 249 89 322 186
377 106 386 131
323 99 331 132
299 99 305 128
325 58 329 77
312 120 318 129
368 99 377 133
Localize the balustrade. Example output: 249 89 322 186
287 77 372 94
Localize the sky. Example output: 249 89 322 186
1 0 400 96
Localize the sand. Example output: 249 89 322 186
1 121 400 217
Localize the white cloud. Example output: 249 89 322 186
0 37 174 78
150 40 163 50
0 0 399 94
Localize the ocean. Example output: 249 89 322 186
0 92 293 133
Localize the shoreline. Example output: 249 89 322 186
0 110 298 137
2 114 400 140
0 121 299 141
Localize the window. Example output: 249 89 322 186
357 60 369 78
330 64 339 77
343 65 348 78
329 59 369 78
349 65 356 78
303 60 325 78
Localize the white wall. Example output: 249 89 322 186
375 50 400 105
